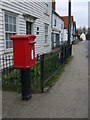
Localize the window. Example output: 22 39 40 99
54 19 56 26
45 24 49 44
61 24 63 29
5 12 17 49
45 3 48 14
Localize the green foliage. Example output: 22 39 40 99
72 40 76 45
30 61 41 93
2 61 41 93
2 50 73 93
2 69 21 92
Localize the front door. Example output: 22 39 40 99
26 21 32 35
56 34 60 48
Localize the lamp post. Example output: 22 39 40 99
68 0 71 44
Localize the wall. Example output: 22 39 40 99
0 2 4 55
0 1 52 56
52 11 64 43
64 29 68 42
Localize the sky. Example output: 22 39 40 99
56 0 89 28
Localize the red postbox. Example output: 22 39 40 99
10 35 36 69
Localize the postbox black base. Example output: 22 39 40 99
21 69 32 101
22 94 32 101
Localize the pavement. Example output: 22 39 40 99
88 40 90 118
2 41 88 118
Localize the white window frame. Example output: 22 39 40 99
45 2 49 14
3 11 18 52
45 23 49 44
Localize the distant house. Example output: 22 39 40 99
61 16 74 43
51 0 64 49
0 1 52 56
51 10 64 49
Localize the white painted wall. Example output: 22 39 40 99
52 11 64 46
0 1 52 56
0 2 4 55
64 29 68 42
64 23 74 43
71 23 74 42
60 19 64 42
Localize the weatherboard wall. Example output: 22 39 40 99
0 1 52 55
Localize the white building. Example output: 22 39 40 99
0 1 52 56
51 10 64 49
61 16 74 43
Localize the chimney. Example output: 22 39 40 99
52 0 56 11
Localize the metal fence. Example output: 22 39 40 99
40 44 72 92
0 54 41 93
0 55 21 91
1 44 72 93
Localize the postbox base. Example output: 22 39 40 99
21 69 32 101
22 94 32 101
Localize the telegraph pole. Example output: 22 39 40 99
68 0 71 44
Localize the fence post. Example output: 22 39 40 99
40 54 44 93
61 45 63 64
70 44 72 56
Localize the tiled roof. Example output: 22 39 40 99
61 16 73 29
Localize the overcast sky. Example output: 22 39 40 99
56 0 89 28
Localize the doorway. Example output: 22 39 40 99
26 21 32 35
56 34 60 48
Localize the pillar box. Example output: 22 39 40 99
10 35 36 69
10 34 36 101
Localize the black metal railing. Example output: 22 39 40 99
1 54 41 93
1 44 72 93
40 44 72 92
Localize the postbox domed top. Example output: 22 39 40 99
10 34 36 41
